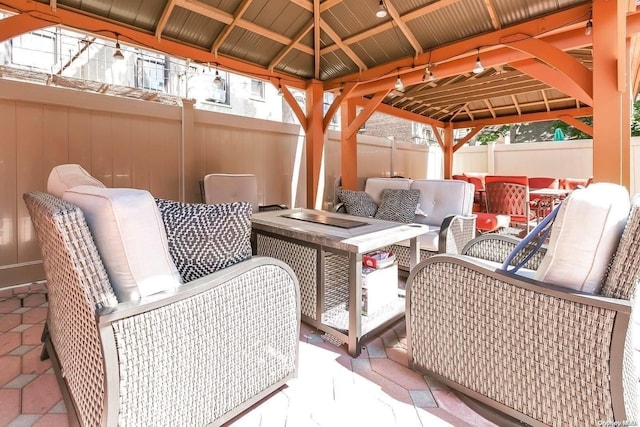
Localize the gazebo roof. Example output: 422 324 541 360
3 0 623 125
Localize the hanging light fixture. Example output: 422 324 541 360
213 64 224 88
375 0 387 18
113 35 124 61
472 48 484 74
423 64 435 82
394 72 404 91
277 79 283 96
585 12 593 36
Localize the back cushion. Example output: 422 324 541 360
409 179 474 226
336 189 378 217
155 199 252 282
47 164 105 197
364 178 412 205
534 183 630 293
62 186 182 302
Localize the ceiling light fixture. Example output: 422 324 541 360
472 48 484 74
213 64 224 88
585 13 593 36
277 79 283 96
394 72 404 91
113 35 124 61
423 64 435 82
375 0 387 18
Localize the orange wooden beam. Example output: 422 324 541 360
345 91 389 139
506 37 592 104
511 59 592 105
340 98 358 191
274 79 308 130
454 126 483 152
306 81 325 208
558 115 593 136
592 0 625 185
323 82 356 132
0 0 308 89
453 107 592 128
354 97 444 128
432 125 444 151
443 123 454 179
0 12 54 42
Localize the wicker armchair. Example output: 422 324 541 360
24 191 300 427
406 194 640 426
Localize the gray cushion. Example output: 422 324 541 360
155 199 252 283
337 190 378 217
374 189 421 223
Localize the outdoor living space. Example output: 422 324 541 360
0 282 497 427
3 1 640 426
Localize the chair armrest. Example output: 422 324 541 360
259 203 288 212
461 233 546 270
438 214 476 254
333 202 347 213
96 257 300 425
406 254 631 425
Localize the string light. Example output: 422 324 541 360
472 48 484 74
113 34 124 60
213 64 224 88
585 12 593 36
394 72 404 91
375 0 387 18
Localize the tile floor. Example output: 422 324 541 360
0 283 496 427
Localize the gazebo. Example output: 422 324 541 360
1 0 638 209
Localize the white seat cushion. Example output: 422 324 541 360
534 183 630 293
47 164 105 197
63 186 182 302
409 179 474 227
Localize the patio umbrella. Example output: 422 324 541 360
553 128 565 141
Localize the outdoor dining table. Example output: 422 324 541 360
530 187 571 220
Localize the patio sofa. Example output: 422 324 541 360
335 177 476 270
24 165 300 426
406 183 640 426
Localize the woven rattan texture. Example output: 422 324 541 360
385 245 435 269
257 234 317 319
409 263 616 426
601 197 640 422
445 217 476 254
113 264 298 425
323 253 349 312
462 236 545 270
24 192 116 427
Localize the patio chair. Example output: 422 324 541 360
484 175 532 234
24 186 300 426
202 173 288 212
406 183 639 426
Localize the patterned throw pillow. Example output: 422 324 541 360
337 190 378 217
374 188 421 223
155 199 252 282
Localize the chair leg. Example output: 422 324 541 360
40 323 50 361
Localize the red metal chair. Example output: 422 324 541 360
483 175 532 234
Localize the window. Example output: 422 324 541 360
250 80 265 100
135 53 166 92
11 31 56 71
